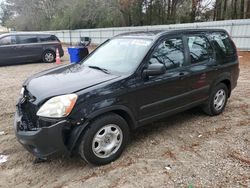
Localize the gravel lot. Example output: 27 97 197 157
0 51 249 188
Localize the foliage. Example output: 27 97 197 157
0 0 249 31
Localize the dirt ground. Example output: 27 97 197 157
0 51 249 188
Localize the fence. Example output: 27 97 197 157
13 19 250 51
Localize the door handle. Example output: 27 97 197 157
179 72 188 79
179 72 185 76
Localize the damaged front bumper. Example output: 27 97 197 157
14 112 69 159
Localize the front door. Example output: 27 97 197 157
133 36 192 124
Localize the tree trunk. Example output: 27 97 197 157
233 0 238 19
162 0 166 23
216 0 222 20
167 0 171 19
149 1 152 24
190 0 197 22
240 0 244 19
223 0 228 19
247 0 250 18
171 0 177 22
213 0 217 21
128 13 132 26
244 0 248 18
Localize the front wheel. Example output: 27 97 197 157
202 83 229 116
78 113 130 165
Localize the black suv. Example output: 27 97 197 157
14 29 239 165
0 32 64 65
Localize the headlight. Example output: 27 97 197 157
37 94 78 118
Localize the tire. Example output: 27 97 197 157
42 50 56 63
78 113 130 166
202 83 229 116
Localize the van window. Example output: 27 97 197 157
18 35 38 44
211 32 236 56
151 37 185 69
0 36 16 45
187 35 213 64
39 35 58 42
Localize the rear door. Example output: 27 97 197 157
209 32 239 89
16 35 42 62
184 33 217 101
39 35 62 52
0 35 18 65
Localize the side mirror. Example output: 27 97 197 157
143 63 166 77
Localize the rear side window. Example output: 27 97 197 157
0 36 16 45
151 37 185 69
187 35 213 64
210 32 236 56
39 35 58 42
18 35 38 44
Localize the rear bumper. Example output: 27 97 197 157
14 112 69 159
59 47 64 57
231 63 240 91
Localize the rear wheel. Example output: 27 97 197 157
78 113 129 165
42 51 55 63
203 83 229 116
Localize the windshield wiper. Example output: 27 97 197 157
88 66 110 74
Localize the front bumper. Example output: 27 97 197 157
14 112 69 159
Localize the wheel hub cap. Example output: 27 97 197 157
45 53 54 62
214 89 226 111
92 124 123 158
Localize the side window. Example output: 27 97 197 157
151 37 185 70
211 32 236 57
0 36 16 46
39 35 58 42
18 35 38 44
187 35 213 64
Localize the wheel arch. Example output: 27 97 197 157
68 105 137 152
87 105 137 130
220 79 231 97
210 73 232 97
42 48 56 55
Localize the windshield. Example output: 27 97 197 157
83 38 152 74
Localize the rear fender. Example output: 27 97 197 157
210 72 231 96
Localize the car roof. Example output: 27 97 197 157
0 32 54 38
116 28 227 40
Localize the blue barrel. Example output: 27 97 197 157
68 47 89 64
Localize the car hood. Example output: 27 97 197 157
24 64 120 103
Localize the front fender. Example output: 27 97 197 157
68 104 136 152
67 121 89 152
86 105 136 125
